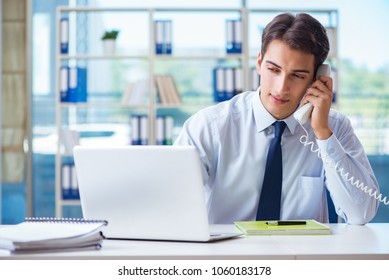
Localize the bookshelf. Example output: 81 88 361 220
55 5 338 217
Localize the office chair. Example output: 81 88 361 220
326 188 339 223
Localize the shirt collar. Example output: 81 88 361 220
252 87 299 135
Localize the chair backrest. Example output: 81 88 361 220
326 188 339 223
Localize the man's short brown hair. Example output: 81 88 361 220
261 13 330 73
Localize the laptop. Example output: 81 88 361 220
73 145 241 242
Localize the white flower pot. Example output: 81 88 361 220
102 39 116 55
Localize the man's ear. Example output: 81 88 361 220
256 52 262 75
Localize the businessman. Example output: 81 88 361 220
174 13 380 225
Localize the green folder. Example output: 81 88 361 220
234 220 331 235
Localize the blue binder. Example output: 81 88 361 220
70 164 80 200
77 67 88 102
60 66 69 102
224 68 234 100
212 67 225 102
139 115 149 145
155 116 174 145
233 19 242 54
156 116 165 145
155 20 172 55
233 68 243 96
226 20 234 54
68 67 78 103
164 20 172 55
60 18 69 54
155 20 164 55
251 67 260 90
131 115 141 145
130 115 148 145
61 163 71 200
164 116 174 145
67 67 88 103
226 19 242 54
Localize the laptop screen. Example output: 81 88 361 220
73 145 213 241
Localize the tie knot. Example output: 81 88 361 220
274 121 286 139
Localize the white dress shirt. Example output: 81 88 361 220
174 89 380 224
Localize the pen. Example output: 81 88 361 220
266 221 307 226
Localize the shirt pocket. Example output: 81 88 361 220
297 176 325 219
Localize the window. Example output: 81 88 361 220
22 0 389 223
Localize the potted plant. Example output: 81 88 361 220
101 30 119 55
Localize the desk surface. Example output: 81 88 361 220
1 223 389 260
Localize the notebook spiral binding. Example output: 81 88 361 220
25 217 108 225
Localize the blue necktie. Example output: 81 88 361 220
256 121 287 220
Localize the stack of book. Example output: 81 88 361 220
121 79 148 105
155 75 181 105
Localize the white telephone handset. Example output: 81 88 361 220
294 64 388 210
293 64 331 124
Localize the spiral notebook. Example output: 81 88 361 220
0 217 107 254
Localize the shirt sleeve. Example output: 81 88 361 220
316 115 380 224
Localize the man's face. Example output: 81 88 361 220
257 40 315 120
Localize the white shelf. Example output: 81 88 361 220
58 6 242 13
60 54 245 61
61 200 84 206
154 54 244 60
59 54 149 60
155 102 217 109
55 5 338 217
59 102 149 109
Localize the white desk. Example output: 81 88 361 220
1 223 389 260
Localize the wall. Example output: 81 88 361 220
0 0 3 223
1 0 28 223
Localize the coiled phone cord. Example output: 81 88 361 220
298 123 389 206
